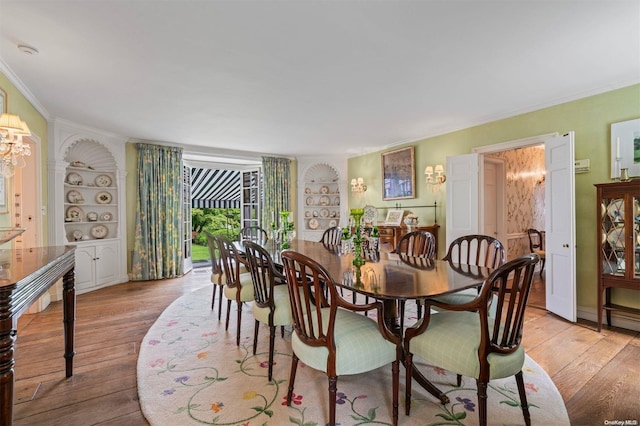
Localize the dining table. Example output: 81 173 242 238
234 238 492 404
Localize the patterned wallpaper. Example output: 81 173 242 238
488 146 545 259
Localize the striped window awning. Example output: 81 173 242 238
190 168 241 209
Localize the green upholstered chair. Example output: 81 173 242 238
527 228 546 275
243 240 292 381
404 253 539 426
319 226 342 246
394 230 436 258
205 231 226 320
281 249 401 426
216 235 255 346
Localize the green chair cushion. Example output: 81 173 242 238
223 273 255 302
252 285 293 326
292 307 396 376
409 310 524 380
211 271 226 285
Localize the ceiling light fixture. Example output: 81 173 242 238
17 44 39 55
0 114 32 177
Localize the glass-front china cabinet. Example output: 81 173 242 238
595 181 640 331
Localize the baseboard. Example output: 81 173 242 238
577 305 640 332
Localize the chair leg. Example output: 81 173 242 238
457 374 462 387
236 302 242 346
391 358 399 426
268 325 276 381
476 379 488 426
328 376 337 426
540 258 546 276
287 354 299 406
280 325 285 338
405 352 413 415
211 284 216 310
515 371 531 426
253 320 260 355
217 286 224 321
416 300 422 320
225 300 232 331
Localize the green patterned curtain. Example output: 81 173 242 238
262 156 291 228
131 143 184 280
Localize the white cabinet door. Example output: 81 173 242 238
75 246 97 291
96 243 119 286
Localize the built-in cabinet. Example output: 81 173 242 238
49 119 128 294
297 159 347 241
595 181 640 331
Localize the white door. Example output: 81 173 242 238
445 153 481 248
483 157 507 246
545 132 576 322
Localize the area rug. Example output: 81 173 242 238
137 286 569 426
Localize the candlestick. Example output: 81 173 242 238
616 137 620 159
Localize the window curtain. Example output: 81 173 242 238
262 156 291 228
131 143 184 280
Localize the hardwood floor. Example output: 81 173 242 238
12 270 640 425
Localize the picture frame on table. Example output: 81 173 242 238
384 209 404 226
381 146 415 200
610 118 640 179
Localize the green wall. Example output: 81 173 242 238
0 73 49 244
348 84 640 313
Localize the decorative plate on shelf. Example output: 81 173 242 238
607 199 624 222
86 211 98 222
66 172 83 186
96 191 112 204
90 224 109 239
95 174 112 187
329 220 337 227
306 196 314 206
66 190 84 204
65 206 84 221
320 208 330 218
305 211 311 218
320 185 329 194
308 218 319 230
319 195 330 206
335 197 340 206
305 187 311 194
72 230 84 241
607 227 625 249
100 212 113 221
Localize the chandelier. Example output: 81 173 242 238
0 113 32 178
350 177 367 193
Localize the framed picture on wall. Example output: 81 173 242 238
381 146 415 200
610 118 640 179
384 209 404 226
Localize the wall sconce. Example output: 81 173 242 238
0 113 32 178
350 177 367 193
425 164 446 192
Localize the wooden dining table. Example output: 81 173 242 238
235 238 492 404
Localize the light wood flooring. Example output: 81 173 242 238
12 270 640 425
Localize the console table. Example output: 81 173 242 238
0 246 76 424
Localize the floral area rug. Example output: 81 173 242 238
137 285 569 426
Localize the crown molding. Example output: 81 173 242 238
0 56 50 119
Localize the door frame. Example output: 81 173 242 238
483 156 507 248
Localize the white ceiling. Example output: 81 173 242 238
0 1 638 159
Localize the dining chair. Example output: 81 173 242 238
216 235 255 346
527 228 546 275
239 225 269 243
243 241 293 381
205 231 225 320
394 230 436 258
281 249 401 426
404 253 539 426
394 230 436 327
319 226 342 246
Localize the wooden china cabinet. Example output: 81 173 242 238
595 181 640 331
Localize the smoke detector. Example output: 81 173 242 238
17 44 39 55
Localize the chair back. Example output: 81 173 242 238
443 234 505 269
205 231 223 282
395 230 436 259
216 235 244 289
239 226 268 243
527 228 544 252
281 250 337 349
243 240 280 310
477 253 539 357
319 226 342 246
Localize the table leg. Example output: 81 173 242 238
63 268 76 377
0 287 15 424
382 299 449 405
